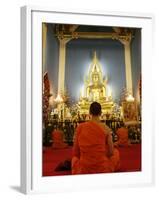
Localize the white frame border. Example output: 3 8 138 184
21 6 155 194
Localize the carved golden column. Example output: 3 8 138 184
42 23 47 72
119 33 133 96
57 38 71 95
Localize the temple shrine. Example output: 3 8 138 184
78 52 114 115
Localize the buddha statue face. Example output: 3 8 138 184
92 73 99 84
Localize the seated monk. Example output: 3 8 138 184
72 102 120 175
52 125 68 149
114 122 131 147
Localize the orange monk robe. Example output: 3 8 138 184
114 127 131 147
72 121 120 175
52 130 68 149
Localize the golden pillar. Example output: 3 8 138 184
124 43 133 95
42 23 47 73
58 38 71 95
119 34 133 96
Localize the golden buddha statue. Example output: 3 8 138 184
78 51 114 115
86 65 106 101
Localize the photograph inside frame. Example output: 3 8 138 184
42 23 141 176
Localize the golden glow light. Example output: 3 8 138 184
80 86 84 98
54 94 63 103
126 94 134 102
107 86 112 97
49 96 54 106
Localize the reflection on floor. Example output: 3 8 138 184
43 144 141 176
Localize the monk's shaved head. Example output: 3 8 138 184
89 102 101 116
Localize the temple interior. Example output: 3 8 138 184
42 23 142 176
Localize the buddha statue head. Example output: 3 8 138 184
92 65 100 85
92 74 99 84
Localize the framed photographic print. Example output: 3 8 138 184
21 6 154 194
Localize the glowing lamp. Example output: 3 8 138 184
126 94 134 102
54 94 63 103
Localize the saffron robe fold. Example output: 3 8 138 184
72 121 120 174
115 127 131 147
52 130 68 149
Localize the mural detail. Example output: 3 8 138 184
122 101 138 123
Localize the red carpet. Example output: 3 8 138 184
43 144 141 176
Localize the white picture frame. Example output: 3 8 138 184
21 5 154 194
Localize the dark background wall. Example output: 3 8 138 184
45 24 141 103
